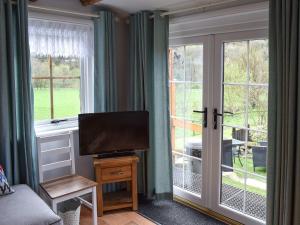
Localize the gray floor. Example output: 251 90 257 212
139 199 226 225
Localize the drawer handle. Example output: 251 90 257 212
110 171 124 175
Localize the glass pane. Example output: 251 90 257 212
220 168 246 212
183 155 202 195
222 126 247 170
31 56 49 78
185 83 203 121
171 83 185 118
172 125 185 152
248 87 268 131
33 81 50 121
170 46 185 81
245 174 266 221
221 168 266 221
224 41 247 83
249 40 269 84
53 79 80 119
52 57 80 78
247 130 267 175
184 118 202 155
185 45 203 82
223 85 247 127
31 56 51 121
173 152 184 189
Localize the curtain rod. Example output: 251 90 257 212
15 0 239 20
11 1 100 18
28 4 100 18
150 0 240 18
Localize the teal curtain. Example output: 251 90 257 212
267 0 300 224
129 11 172 199
129 12 153 110
94 11 118 112
94 10 120 192
0 0 37 190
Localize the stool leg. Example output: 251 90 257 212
92 187 98 225
52 200 58 214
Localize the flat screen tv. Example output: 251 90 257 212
79 111 149 156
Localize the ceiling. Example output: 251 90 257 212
97 0 234 14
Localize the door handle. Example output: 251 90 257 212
213 108 234 129
193 107 207 128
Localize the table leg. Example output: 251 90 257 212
132 162 138 210
97 183 103 217
51 200 58 214
92 187 98 225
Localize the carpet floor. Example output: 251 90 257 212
138 199 227 225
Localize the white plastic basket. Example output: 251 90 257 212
58 199 81 225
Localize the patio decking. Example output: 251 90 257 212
173 166 266 221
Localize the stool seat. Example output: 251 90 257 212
40 175 98 199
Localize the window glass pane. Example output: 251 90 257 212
31 56 49 78
171 46 185 81
31 56 81 121
171 83 185 118
223 85 247 127
224 41 247 84
249 40 269 84
53 79 80 119
52 57 80 78
185 45 203 82
248 87 268 131
185 83 202 121
32 56 50 121
33 81 50 121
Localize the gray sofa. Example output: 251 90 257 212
0 184 62 225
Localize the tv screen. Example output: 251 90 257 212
79 111 149 155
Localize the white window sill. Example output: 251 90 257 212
35 118 78 137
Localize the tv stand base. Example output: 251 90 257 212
93 155 139 216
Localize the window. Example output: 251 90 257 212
29 17 93 124
31 56 81 121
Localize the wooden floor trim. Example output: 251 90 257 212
173 195 243 225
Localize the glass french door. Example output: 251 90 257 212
169 30 268 225
169 36 210 206
211 30 268 225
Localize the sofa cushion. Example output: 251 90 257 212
0 165 14 196
0 184 62 225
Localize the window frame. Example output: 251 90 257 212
29 12 94 132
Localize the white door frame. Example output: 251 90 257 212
210 29 268 225
170 35 212 208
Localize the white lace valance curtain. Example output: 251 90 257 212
29 19 92 58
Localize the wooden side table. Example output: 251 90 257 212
93 155 139 216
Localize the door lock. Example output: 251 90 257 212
213 108 233 129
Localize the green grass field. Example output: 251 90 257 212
33 88 80 121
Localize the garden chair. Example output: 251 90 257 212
222 139 233 172
232 126 252 166
252 146 267 172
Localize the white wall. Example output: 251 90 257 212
169 1 268 40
